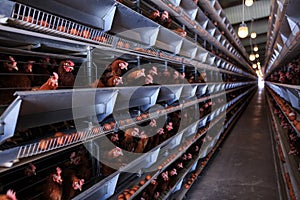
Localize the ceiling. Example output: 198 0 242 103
218 0 270 67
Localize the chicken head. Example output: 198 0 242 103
52 167 63 184
4 56 18 71
61 60 75 72
72 178 84 191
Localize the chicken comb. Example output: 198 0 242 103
6 189 17 200
52 72 59 80
65 60 75 67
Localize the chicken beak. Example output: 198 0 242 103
13 65 19 71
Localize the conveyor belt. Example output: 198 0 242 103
186 86 280 200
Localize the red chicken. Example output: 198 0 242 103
149 10 160 23
156 171 169 196
158 11 172 28
144 74 154 85
134 131 149 153
33 57 51 86
121 128 140 152
175 161 184 173
64 150 91 181
0 56 31 105
100 147 124 176
100 59 128 86
167 168 178 189
43 167 63 200
24 163 36 176
0 190 17 200
173 28 187 37
37 72 59 90
74 149 92 181
141 179 159 200
102 76 123 87
62 169 84 200
159 69 171 85
57 60 75 88
125 68 146 85
109 59 128 76
64 151 81 167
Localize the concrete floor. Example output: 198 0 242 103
186 86 279 200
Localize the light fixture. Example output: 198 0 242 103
238 0 248 38
255 53 259 58
245 0 253 6
249 53 255 61
252 63 257 69
253 45 258 52
250 32 257 39
238 23 249 38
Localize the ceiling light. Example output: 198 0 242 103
253 45 258 52
238 0 248 38
238 23 249 38
249 53 256 61
245 0 253 6
255 53 259 58
250 32 257 39
252 63 257 69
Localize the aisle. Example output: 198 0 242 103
186 86 279 200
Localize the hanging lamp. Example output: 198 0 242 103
249 53 255 61
238 0 248 38
253 45 258 52
245 0 253 7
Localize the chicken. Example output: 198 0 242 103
167 168 178 189
180 154 190 166
90 75 123 88
100 147 124 177
150 128 165 148
125 69 145 85
141 179 159 200
144 74 154 85
32 57 51 86
175 161 184 173
109 133 120 146
104 76 123 87
0 56 32 105
134 131 149 153
37 72 59 90
62 169 84 200
21 61 34 83
64 151 81 167
0 190 17 200
147 66 158 77
43 167 63 200
74 149 92 181
146 66 158 84
109 59 128 76
120 128 139 152
156 171 169 196
57 60 75 88
24 163 36 176
149 10 160 23
158 11 172 28
64 150 91 181
100 59 128 86
159 69 171 85
173 28 187 37
191 144 200 158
